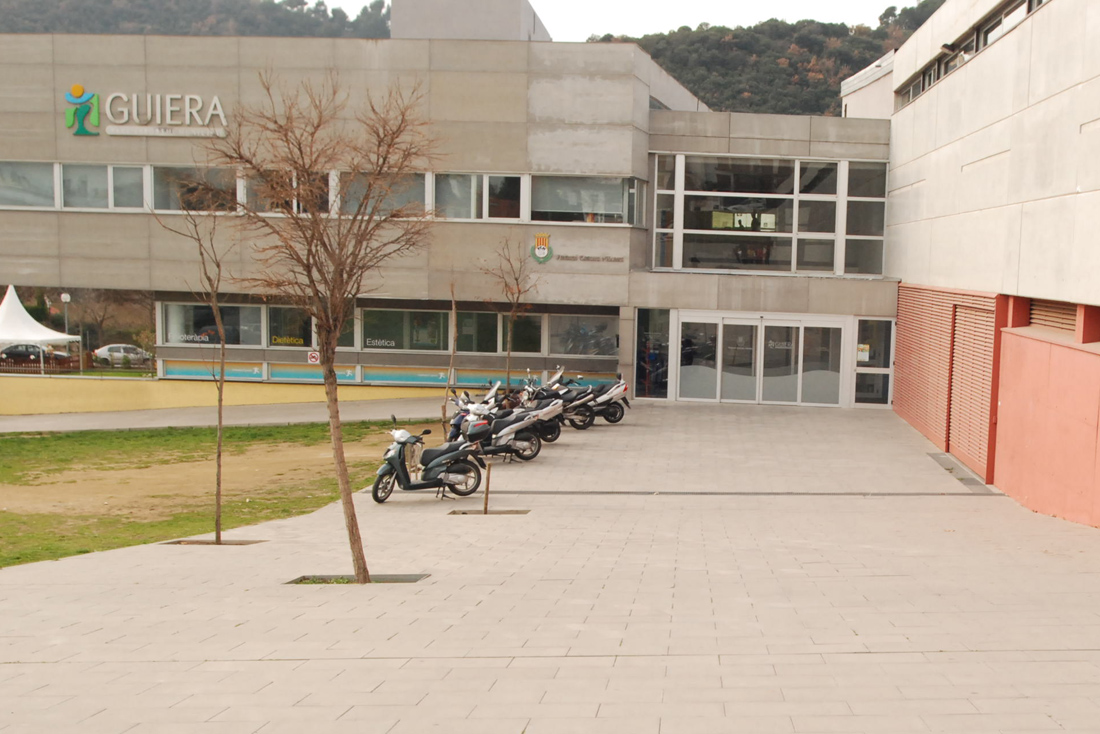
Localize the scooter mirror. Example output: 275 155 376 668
390 414 397 427
449 388 457 396
421 429 432 436
463 390 471 400
577 375 584 381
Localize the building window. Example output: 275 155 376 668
684 196 793 233
531 176 639 224
268 307 312 348
0 162 55 207
362 309 448 351
684 234 793 272
337 316 356 348
549 315 618 356
655 155 675 190
153 167 237 211
456 312 498 353
846 202 886 237
503 315 542 354
163 304 262 346
62 164 109 209
848 162 887 198
684 157 795 195
339 173 425 216
797 200 837 234
846 239 885 275
434 173 481 219
62 164 145 210
434 173 521 220
112 167 145 208
800 162 838 195
487 176 521 218
636 309 670 399
652 155 868 276
797 239 835 272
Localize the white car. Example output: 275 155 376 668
94 343 151 367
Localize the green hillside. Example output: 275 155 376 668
593 0 945 116
0 0 389 38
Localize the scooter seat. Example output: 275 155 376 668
591 384 614 397
491 414 528 433
528 398 556 411
420 442 465 466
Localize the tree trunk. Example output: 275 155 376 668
212 301 227 545
505 311 515 390
442 282 457 430
322 358 371 584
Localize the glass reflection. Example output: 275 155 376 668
721 324 757 401
679 321 718 399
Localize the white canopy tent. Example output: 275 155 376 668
0 285 81 374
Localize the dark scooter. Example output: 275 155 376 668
370 415 486 503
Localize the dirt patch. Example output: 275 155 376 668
0 425 441 520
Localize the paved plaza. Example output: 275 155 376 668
4 402 1100 733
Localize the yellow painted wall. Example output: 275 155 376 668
0 375 437 416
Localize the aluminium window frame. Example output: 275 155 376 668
651 153 872 278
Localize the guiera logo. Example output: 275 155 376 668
531 233 553 264
64 84 99 136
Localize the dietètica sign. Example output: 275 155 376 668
65 84 227 138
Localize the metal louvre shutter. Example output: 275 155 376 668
894 285 1000 480
895 287 954 449
949 307 996 481
1030 299 1076 331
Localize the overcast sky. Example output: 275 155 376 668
333 0 894 42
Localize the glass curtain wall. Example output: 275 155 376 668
653 155 886 275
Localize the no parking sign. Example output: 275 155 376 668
307 351 320 364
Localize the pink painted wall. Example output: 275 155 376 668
995 330 1100 527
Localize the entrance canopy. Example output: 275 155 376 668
0 285 77 345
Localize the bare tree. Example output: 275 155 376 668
156 206 235 545
442 280 458 430
196 71 433 583
480 239 540 389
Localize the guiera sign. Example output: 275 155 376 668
65 84 227 138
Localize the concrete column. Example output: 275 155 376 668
1006 296 1031 328
1076 304 1100 344
618 305 635 394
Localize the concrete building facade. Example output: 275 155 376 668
843 0 1100 524
0 0 896 410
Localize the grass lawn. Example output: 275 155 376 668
0 420 432 569
0 421 393 485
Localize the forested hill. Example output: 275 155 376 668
0 0 944 116
0 0 389 38
593 0 945 116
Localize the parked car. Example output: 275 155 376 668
0 344 71 363
94 343 151 367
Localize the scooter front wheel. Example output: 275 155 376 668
539 420 561 443
444 459 482 497
567 407 595 430
602 402 625 424
513 431 542 461
372 473 397 503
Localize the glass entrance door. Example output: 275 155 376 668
676 314 848 406
678 321 719 399
720 322 757 401
761 323 800 403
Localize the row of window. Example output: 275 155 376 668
0 162 644 226
897 0 1049 108
653 155 887 275
162 304 620 357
